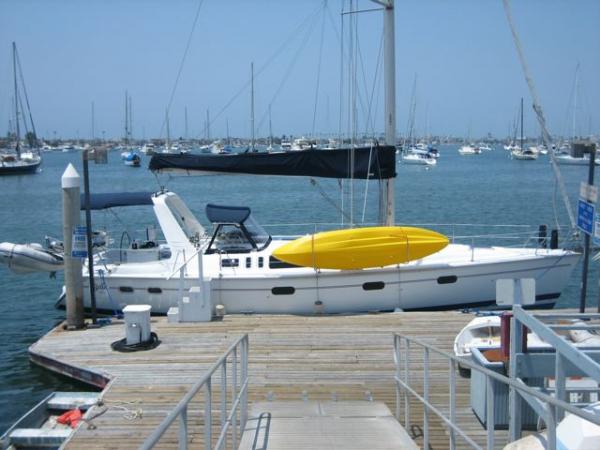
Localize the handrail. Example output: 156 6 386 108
393 330 600 450
140 334 249 450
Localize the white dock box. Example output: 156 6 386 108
123 304 152 344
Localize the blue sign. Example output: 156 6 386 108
577 199 595 236
594 213 600 246
71 226 88 258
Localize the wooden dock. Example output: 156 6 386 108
28 311 517 449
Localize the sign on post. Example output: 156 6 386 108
580 182 598 203
71 226 88 258
578 199 595 236
594 213 600 246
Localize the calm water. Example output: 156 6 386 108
0 146 598 433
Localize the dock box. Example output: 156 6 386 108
470 348 542 430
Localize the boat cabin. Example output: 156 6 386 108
205 204 271 254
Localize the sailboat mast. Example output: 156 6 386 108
378 0 396 225
125 91 129 145
12 42 21 159
268 104 273 148
185 106 188 140
165 108 170 150
250 62 255 151
520 97 524 151
91 101 95 140
206 109 210 141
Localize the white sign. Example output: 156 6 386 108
580 182 598 203
496 278 535 306
71 226 88 258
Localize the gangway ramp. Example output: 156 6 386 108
239 400 418 450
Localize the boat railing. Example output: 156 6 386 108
140 334 249 450
393 307 600 450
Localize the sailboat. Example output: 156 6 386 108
59 1 579 316
0 43 42 175
511 98 537 160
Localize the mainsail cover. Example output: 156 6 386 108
149 146 396 180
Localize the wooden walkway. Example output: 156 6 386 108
28 311 517 449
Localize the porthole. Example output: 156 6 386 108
362 281 385 291
119 286 134 293
437 275 457 284
148 287 162 294
271 286 295 295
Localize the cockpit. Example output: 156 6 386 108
205 204 271 254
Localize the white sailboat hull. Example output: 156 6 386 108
78 244 579 315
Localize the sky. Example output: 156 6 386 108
0 0 599 140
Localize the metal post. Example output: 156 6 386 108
82 150 97 324
486 375 495 450
509 309 523 441
62 164 84 329
179 406 188 450
555 353 566 422
423 347 429 449
395 336 401 420
449 359 456 450
546 403 557 450
241 337 248 432
232 347 238 450
221 363 227 433
580 145 596 312
205 378 212 450
404 339 410 428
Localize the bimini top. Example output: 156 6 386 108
80 192 155 210
206 204 251 224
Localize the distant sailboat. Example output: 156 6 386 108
511 98 537 160
0 42 41 175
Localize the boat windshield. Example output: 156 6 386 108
204 204 271 254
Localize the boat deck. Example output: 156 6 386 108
29 311 525 449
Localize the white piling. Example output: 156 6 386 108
62 164 84 329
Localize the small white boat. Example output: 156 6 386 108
402 150 436 166
0 391 99 450
0 242 64 274
554 153 600 166
458 145 480 155
511 148 538 160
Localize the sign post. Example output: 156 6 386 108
578 145 597 312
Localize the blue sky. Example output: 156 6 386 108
0 0 599 140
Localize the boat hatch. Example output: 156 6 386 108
205 204 271 254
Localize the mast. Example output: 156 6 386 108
520 97 524 151
165 108 170 151
268 104 273 149
12 42 21 160
250 62 255 151
124 90 129 145
376 0 396 225
572 63 579 143
206 109 210 141
185 106 188 140
226 118 230 145
91 101 95 140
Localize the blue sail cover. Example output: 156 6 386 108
80 192 155 210
148 146 397 180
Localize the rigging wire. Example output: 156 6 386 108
159 0 206 138
502 0 576 233
210 3 324 136
15 47 37 141
311 1 328 138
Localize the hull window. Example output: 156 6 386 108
148 287 162 294
119 286 134 293
272 286 295 295
258 257 264 268
221 258 239 268
362 281 385 291
269 256 301 269
437 275 458 284
245 257 251 268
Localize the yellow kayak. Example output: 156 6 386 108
272 226 449 270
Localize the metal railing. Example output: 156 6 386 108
393 313 600 450
140 334 249 450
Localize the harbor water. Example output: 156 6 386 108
1 145 598 433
